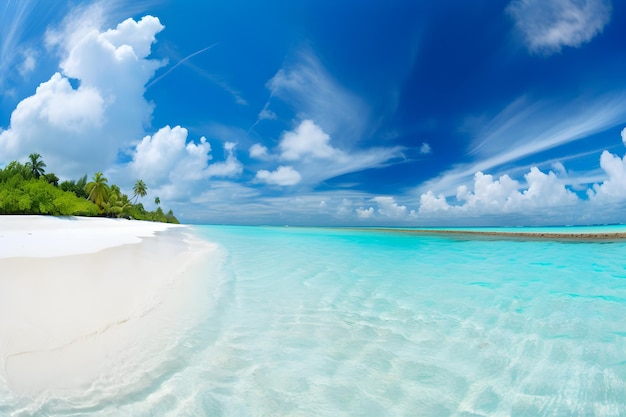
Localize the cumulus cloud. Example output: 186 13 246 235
507 0 612 54
621 127 626 146
419 142 432 155
249 143 270 160
419 166 578 217
0 13 165 177
255 166 302 186
456 172 521 210
123 125 243 204
280 119 337 161
373 196 408 219
415 127 626 225
248 120 403 187
130 126 203 185
204 142 243 178
356 207 375 219
588 150 626 201
270 119 404 185
419 191 450 213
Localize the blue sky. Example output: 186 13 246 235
1 0 626 226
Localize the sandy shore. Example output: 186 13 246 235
0 216 219 408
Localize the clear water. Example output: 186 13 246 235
5 225 626 416
401 224 626 234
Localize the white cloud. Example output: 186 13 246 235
249 120 403 187
268 119 404 185
356 207 375 219
507 0 612 54
373 196 408 219
128 125 211 185
415 130 626 225
456 172 521 210
15 72 105 133
204 142 243 178
249 143 270 160
0 0 39 89
419 142 432 155
279 119 337 161
336 199 353 217
419 191 450 213
267 49 369 147
588 150 626 201
419 166 578 218
551 161 566 175
521 167 579 206
621 127 626 146
0 13 165 177
123 126 243 205
255 166 302 186
258 108 277 120
419 93 626 198
18 49 36 77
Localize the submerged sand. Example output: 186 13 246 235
0 216 219 407
370 228 626 241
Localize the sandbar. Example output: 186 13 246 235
0 215 219 412
369 228 626 241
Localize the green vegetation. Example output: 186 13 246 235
0 154 179 224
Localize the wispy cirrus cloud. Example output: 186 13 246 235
248 48 406 190
0 0 43 89
252 119 404 187
418 92 626 197
507 0 612 54
265 48 370 147
145 43 219 89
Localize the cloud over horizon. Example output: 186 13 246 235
0 2 624 226
416 135 626 225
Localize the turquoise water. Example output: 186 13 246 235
400 224 626 234
5 225 626 416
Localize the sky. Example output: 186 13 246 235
1 0 626 226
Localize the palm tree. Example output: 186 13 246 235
85 172 110 211
25 153 46 179
132 179 148 203
154 196 160 206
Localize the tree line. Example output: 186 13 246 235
0 153 179 224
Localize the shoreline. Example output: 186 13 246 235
367 228 626 241
0 215 220 408
0 215 184 258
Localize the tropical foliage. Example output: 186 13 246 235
132 179 148 203
25 153 46 179
0 155 179 223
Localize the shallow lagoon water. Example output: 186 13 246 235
5 225 626 416
186 226 626 417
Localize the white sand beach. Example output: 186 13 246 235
0 216 219 408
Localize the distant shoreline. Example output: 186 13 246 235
368 228 626 241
